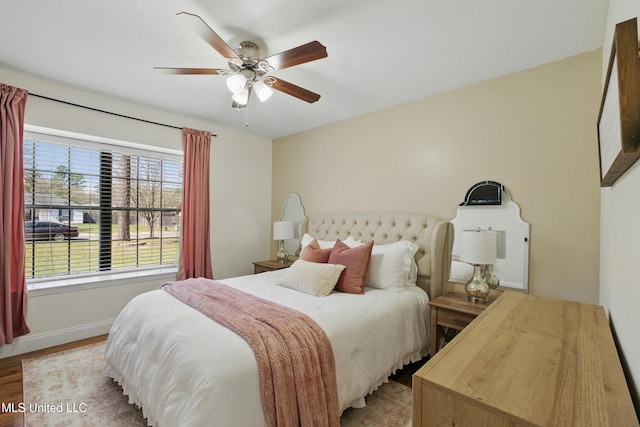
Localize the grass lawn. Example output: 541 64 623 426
25 234 179 278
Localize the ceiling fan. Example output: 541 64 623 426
155 12 328 108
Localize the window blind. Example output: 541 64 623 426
23 131 183 280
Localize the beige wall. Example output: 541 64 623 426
599 0 640 411
273 50 602 304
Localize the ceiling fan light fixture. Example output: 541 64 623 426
232 87 250 106
159 13 327 109
226 74 247 94
254 80 274 102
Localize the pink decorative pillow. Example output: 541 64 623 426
328 239 374 294
299 238 332 263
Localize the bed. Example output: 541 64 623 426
104 212 452 426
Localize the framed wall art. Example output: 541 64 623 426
597 17 640 187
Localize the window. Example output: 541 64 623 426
23 130 183 282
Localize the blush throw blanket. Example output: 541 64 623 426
161 278 340 427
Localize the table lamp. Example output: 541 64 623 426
459 228 497 302
273 221 294 263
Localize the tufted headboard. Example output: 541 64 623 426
299 212 452 299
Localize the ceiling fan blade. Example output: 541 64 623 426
154 67 228 75
264 41 327 71
271 78 321 103
176 12 240 61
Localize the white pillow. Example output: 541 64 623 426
301 233 362 249
407 255 419 286
367 241 419 292
301 233 335 249
344 236 363 247
278 259 345 296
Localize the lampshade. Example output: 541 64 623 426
459 229 497 265
273 221 294 240
231 88 249 106
254 80 274 102
226 74 247 94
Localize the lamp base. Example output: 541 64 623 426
484 264 500 289
466 264 490 303
276 240 289 264
467 293 489 303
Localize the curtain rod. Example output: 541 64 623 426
29 93 217 137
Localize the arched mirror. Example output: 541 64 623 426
449 181 530 293
279 193 307 256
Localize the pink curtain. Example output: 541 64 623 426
178 128 213 280
0 84 29 345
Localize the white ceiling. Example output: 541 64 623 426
0 0 608 139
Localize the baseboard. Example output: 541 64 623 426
0 319 114 359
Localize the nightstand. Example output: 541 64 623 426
252 259 293 274
429 291 500 356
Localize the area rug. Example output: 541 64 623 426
22 341 412 426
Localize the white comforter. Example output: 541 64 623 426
104 270 430 427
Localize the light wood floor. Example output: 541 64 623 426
0 335 426 427
0 334 108 427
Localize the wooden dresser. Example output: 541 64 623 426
413 291 639 426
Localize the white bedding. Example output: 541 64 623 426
104 269 430 426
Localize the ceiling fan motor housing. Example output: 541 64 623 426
237 41 259 59
229 41 274 79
